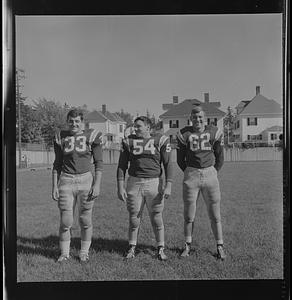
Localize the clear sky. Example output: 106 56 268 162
16 14 283 118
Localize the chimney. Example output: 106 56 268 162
256 86 260 95
204 93 209 103
102 104 106 114
173 96 178 104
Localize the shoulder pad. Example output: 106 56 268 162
180 126 192 134
60 130 71 139
128 134 138 139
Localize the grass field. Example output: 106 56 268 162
16 161 283 281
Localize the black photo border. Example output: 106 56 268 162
3 0 289 299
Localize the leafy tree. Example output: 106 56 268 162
71 103 90 117
223 106 235 145
16 97 43 143
32 98 69 146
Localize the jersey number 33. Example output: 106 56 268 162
64 136 87 153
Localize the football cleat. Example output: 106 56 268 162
180 243 191 258
157 246 168 261
124 245 136 259
57 254 70 263
79 253 89 263
217 245 226 260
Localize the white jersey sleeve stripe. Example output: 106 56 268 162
214 128 223 141
89 129 101 144
177 131 186 145
55 132 61 145
121 138 130 152
158 135 169 151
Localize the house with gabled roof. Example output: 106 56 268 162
159 93 225 142
233 86 283 144
84 104 126 148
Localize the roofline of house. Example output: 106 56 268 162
159 113 225 119
237 112 283 116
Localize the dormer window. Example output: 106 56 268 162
169 120 179 128
207 118 217 126
247 117 258 126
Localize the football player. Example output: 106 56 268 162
176 105 226 260
52 109 103 263
117 116 173 261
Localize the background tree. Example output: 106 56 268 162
223 106 235 145
115 109 134 127
72 103 90 117
32 98 69 147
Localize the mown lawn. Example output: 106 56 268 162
16 161 283 281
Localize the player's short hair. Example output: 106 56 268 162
134 116 152 127
67 109 84 121
190 104 204 115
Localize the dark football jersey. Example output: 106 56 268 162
117 133 173 181
177 125 223 169
53 129 103 174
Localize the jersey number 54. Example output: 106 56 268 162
132 139 171 155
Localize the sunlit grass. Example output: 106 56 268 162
17 161 283 281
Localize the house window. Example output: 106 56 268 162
207 118 217 126
107 135 113 142
119 125 123 133
234 120 239 129
270 133 277 140
247 117 258 126
248 135 258 141
169 120 179 128
258 135 262 140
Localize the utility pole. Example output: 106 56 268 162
16 68 25 168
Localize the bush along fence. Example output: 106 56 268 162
16 144 283 168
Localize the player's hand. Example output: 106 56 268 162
161 182 172 200
87 185 100 201
52 187 59 201
117 187 127 203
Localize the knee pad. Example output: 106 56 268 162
151 211 163 228
129 215 140 229
79 214 92 229
60 209 74 229
60 219 73 231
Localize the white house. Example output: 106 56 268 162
84 105 126 148
159 93 225 142
233 86 283 144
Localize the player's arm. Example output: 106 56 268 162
52 136 63 201
213 129 224 172
213 141 224 171
89 140 103 200
160 137 173 199
116 140 130 202
176 131 187 172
